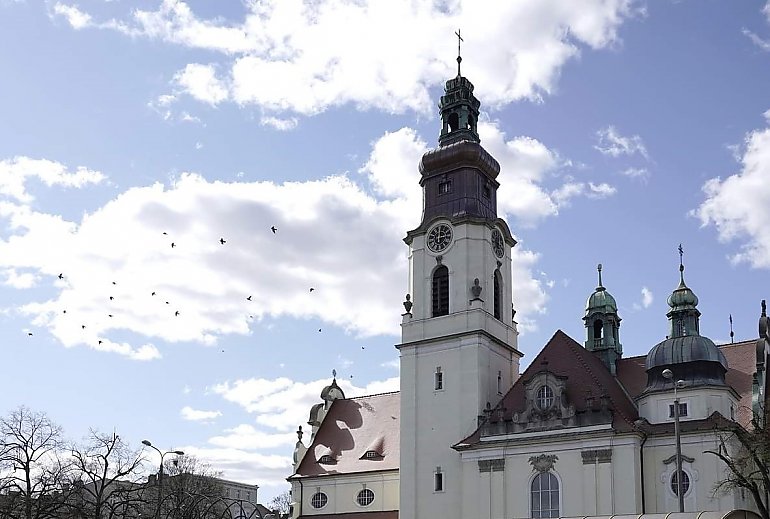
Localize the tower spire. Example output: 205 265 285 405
678 243 686 286
455 29 464 77
597 263 603 289
729 314 734 344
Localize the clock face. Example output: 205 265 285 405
427 223 453 253
491 229 505 258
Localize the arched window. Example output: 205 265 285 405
448 112 459 132
593 319 603 340
432 266 449 317
531 472 559 518
536 386 554 410
494 269 503 320
468 114 476 132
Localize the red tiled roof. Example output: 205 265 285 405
299 512 398 519
291 392 400 478
617 339 758 428
457 330 640 447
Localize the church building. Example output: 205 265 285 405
287 58 770 519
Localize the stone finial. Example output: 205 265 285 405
403 294 413 314
471 278 482 299
296 425 303 442
597 263 603 288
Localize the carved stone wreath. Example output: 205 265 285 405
529 454 558 473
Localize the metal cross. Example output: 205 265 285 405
729 314 734 343
455 29 464 76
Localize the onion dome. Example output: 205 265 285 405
585 264 618 316
644 245 728 390
321 376 345 403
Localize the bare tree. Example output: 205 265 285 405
67 430 146 519
156 454 226 519
267 491 291 517
705 406 770 519
0 407 70 519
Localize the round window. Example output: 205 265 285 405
310 492 328 509
670 470 690 496
536 385 555 409
357 488 375 507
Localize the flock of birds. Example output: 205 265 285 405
23 224 364 377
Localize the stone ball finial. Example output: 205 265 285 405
296 425 303 442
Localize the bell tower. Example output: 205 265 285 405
398 37 522 519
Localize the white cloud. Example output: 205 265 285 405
743 28 770 51
208 424 293 450
53 0 638 115
2 268 39 289
173 64 229 105
52 3 92 29
692 114 770 269
0 156 105 203
594 125 649 159
641 286 653 308
620 167 650 181
260 116 299 131
181 406 223 422
178 445 290 486
551 181 617 207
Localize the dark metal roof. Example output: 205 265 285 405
645 335 728 371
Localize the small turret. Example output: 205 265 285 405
583 264 622 375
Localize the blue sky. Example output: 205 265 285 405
1 0 770 502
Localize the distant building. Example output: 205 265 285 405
287 55 770 519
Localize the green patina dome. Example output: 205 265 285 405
585 264 617 316
586 287 618 315
667 279 699 309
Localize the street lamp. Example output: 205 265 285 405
662 369 686 513
142 439 184 519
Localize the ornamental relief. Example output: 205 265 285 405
529 454 558 473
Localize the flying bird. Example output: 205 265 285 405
112 281 116 285
27 332 33 336
309 288 315 292
58 273 63 280
270 226 277 233
246 295 252 301
151 292 156 296
220 238 226 245
171 242 176 248
81 325 86 329
63 310 66 314
318 328 322 332
109 296 114 300
108 314 113 318
175 310 180 316
98 340 103 345
162 232 168 235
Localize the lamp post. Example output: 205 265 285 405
142 439 184 519
662 369 686 513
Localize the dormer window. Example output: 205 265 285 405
363 450 380 459
536 385 555 410
318 455 335 464
669 403 688 418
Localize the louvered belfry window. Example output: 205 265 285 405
432 266 449 317
493 270 502 320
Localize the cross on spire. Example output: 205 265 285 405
729 313 734 343
455 29 464 76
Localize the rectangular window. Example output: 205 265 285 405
435 368 443 390
438 180 452 194
236 489 241 499
434 470 444 492
669 402 688 418
483 184 491 198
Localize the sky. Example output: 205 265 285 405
1 0 770 503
